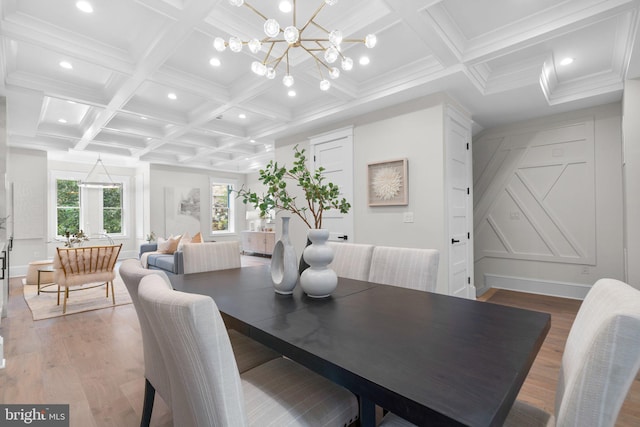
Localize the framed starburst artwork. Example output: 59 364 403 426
367 158 408 206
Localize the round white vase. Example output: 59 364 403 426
270 217 298 295
300 229 337 298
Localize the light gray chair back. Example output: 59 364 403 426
554 278 640 426
368 246 439 292
182 241 241 274
119 259 173 405
138 275 247 427
327 242 374 281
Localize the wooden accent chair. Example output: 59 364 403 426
119 259 280 427
379 278 640 427
368 246 440 292
53 244 122 314
138 274 359 427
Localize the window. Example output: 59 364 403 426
102 186 123 234
211 179 235 234
56 179 81 236
51 171 128 238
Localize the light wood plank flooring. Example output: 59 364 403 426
1 262 638 426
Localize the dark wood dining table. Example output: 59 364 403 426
170 265 551 427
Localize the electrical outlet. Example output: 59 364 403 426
581 266 590 275
403 212 414 223
510 211 520 220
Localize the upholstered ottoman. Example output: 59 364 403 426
26 260 54 285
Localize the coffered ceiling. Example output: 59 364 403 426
1 0 639 172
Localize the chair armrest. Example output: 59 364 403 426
140 243 158 257
174 250 184 274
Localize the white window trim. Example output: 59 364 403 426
50 170 130 239
210 177 237 236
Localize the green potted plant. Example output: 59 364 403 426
237 144 351 297
236 144 350 229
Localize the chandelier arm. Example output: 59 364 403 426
293 0 297 27
274 45 292 69
310 20 329 34
299 2 327 33
243 2 269 21
301 45 332 72
264 42 276 63
341 38 367 43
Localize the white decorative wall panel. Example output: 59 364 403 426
474 119 595 265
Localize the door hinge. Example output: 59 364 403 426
313 155 316 162
468 277 471 284
466 142 469 150
467 232 470 239
467 187 470 195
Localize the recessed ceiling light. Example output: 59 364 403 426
279 1 292 13
140 116 147 120
250 139 256 143
59 61 73 70
239 113 247 119
560 57 574 66
58 119 67 124
209 57 221 67
359 56 370 66
168 93 177 100
288 90 296 97
76 1 93 13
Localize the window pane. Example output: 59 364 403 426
103 209 122 233
57 179 80 235
211 183 232 232
103 187 121 208
57 208 80 236
57 180 79 207
103 187 122 233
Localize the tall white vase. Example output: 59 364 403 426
300 229 337 298
270 217 298 295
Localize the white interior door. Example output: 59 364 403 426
446 108 475 299
310 127 354 242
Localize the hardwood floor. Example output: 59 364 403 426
1 262 638 426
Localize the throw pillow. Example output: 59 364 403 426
177 232 192 251
191 232 202 243
158 235 182 254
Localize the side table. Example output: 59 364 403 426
37 266 56 296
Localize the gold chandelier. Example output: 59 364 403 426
214 0 377 91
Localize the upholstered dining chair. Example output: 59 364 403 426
138 273 359 427
327 242 374 281
368 246 439 292
53 244 122 314
182 241 242 274
379 278 640 427
119 259 280 427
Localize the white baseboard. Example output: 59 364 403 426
484 273 590 300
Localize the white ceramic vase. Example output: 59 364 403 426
270 217 299 295
300 229 337 298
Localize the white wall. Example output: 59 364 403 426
7 148 49 275
273 99 452 293
623 80 640 289
149 164 246 243
474 103 624 298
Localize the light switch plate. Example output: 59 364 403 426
403 212 414 223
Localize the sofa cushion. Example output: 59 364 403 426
147 253 177 273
